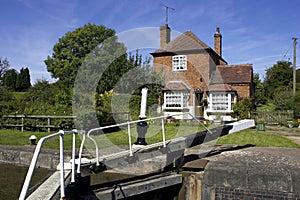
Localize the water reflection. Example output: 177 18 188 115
0 163 54 199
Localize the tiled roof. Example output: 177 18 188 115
208 84 236 92
153 31 211 53
211 64 253 84
164 81 191 91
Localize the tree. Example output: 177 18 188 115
3 69 18 90
253 73 267 106
0 57 10 84
264 61 293 99
286 91 300 119
24 79 57 104
0 86 14 115
45 23 116 88
16 67 31 91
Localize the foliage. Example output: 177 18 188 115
286 91 300 119
20 80 72 115
45 23 116 88
0 86 15 115
16 67 31 92
24 80 57 104
3 69 18 90
253 73 267 106
2 67 31 92
233 98 253 120
273 87 293 110
264 61 293 99
0 57 10 84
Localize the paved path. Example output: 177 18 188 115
286 136 300 145
264 125 300 145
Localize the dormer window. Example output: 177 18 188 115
172 55 187 71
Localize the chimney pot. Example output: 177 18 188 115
214 27 222 56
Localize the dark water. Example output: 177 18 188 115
0 164 54 200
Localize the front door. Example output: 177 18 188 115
194 91 204 117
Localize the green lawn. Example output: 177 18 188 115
0 121 207 150
0 129 81 149
217 128 300 148
0 124 299 150
13 92 27 101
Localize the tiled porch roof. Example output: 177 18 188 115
208 84 236 92
164 81 191 91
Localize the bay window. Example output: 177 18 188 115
164 91 189 108
209 92 235 112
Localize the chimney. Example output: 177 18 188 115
214 27 222 56
160 24 171 48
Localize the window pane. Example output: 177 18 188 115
165 91 189 108
172 55 187 71
211 92 229 111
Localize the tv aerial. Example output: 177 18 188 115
161 4 175 25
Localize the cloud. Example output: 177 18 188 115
18 0 79 28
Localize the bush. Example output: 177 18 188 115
233 98 253 120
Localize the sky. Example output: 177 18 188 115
0 0 299 84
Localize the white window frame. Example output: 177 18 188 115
209 92 235 112
172 55 187 71
164 91 189 109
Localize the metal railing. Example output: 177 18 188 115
77 112 211 172
19 129 80 200
19 113 210 199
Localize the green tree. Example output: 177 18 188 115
24 79 57 104
0 57 10 85
45 23 116 88
253 73 267 106
3 69 18 90
264 61 293 99
0 86 15 115
16 67 31 92
286 91 300 119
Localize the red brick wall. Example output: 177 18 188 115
231 84 252 99
153 53 253 105
153 53 215 105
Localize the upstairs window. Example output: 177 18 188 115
172 55 187 71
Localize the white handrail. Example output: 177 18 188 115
77 131 86 174
19 130 77 200
79 112 210 170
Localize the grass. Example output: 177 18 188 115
13 92 27 101
1 123 300 150
0 129 81 149
84 121 211 149
217 128 300 148
0 122 210 150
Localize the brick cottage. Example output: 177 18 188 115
151 24 254 122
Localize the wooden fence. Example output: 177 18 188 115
254 110 294 125
0 115 76 132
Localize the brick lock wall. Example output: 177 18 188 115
215 186 300 200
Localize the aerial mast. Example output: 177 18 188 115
293 37 297 96
161 4 175 25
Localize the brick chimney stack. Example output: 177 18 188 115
160 24 171 48
214 27 222 56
